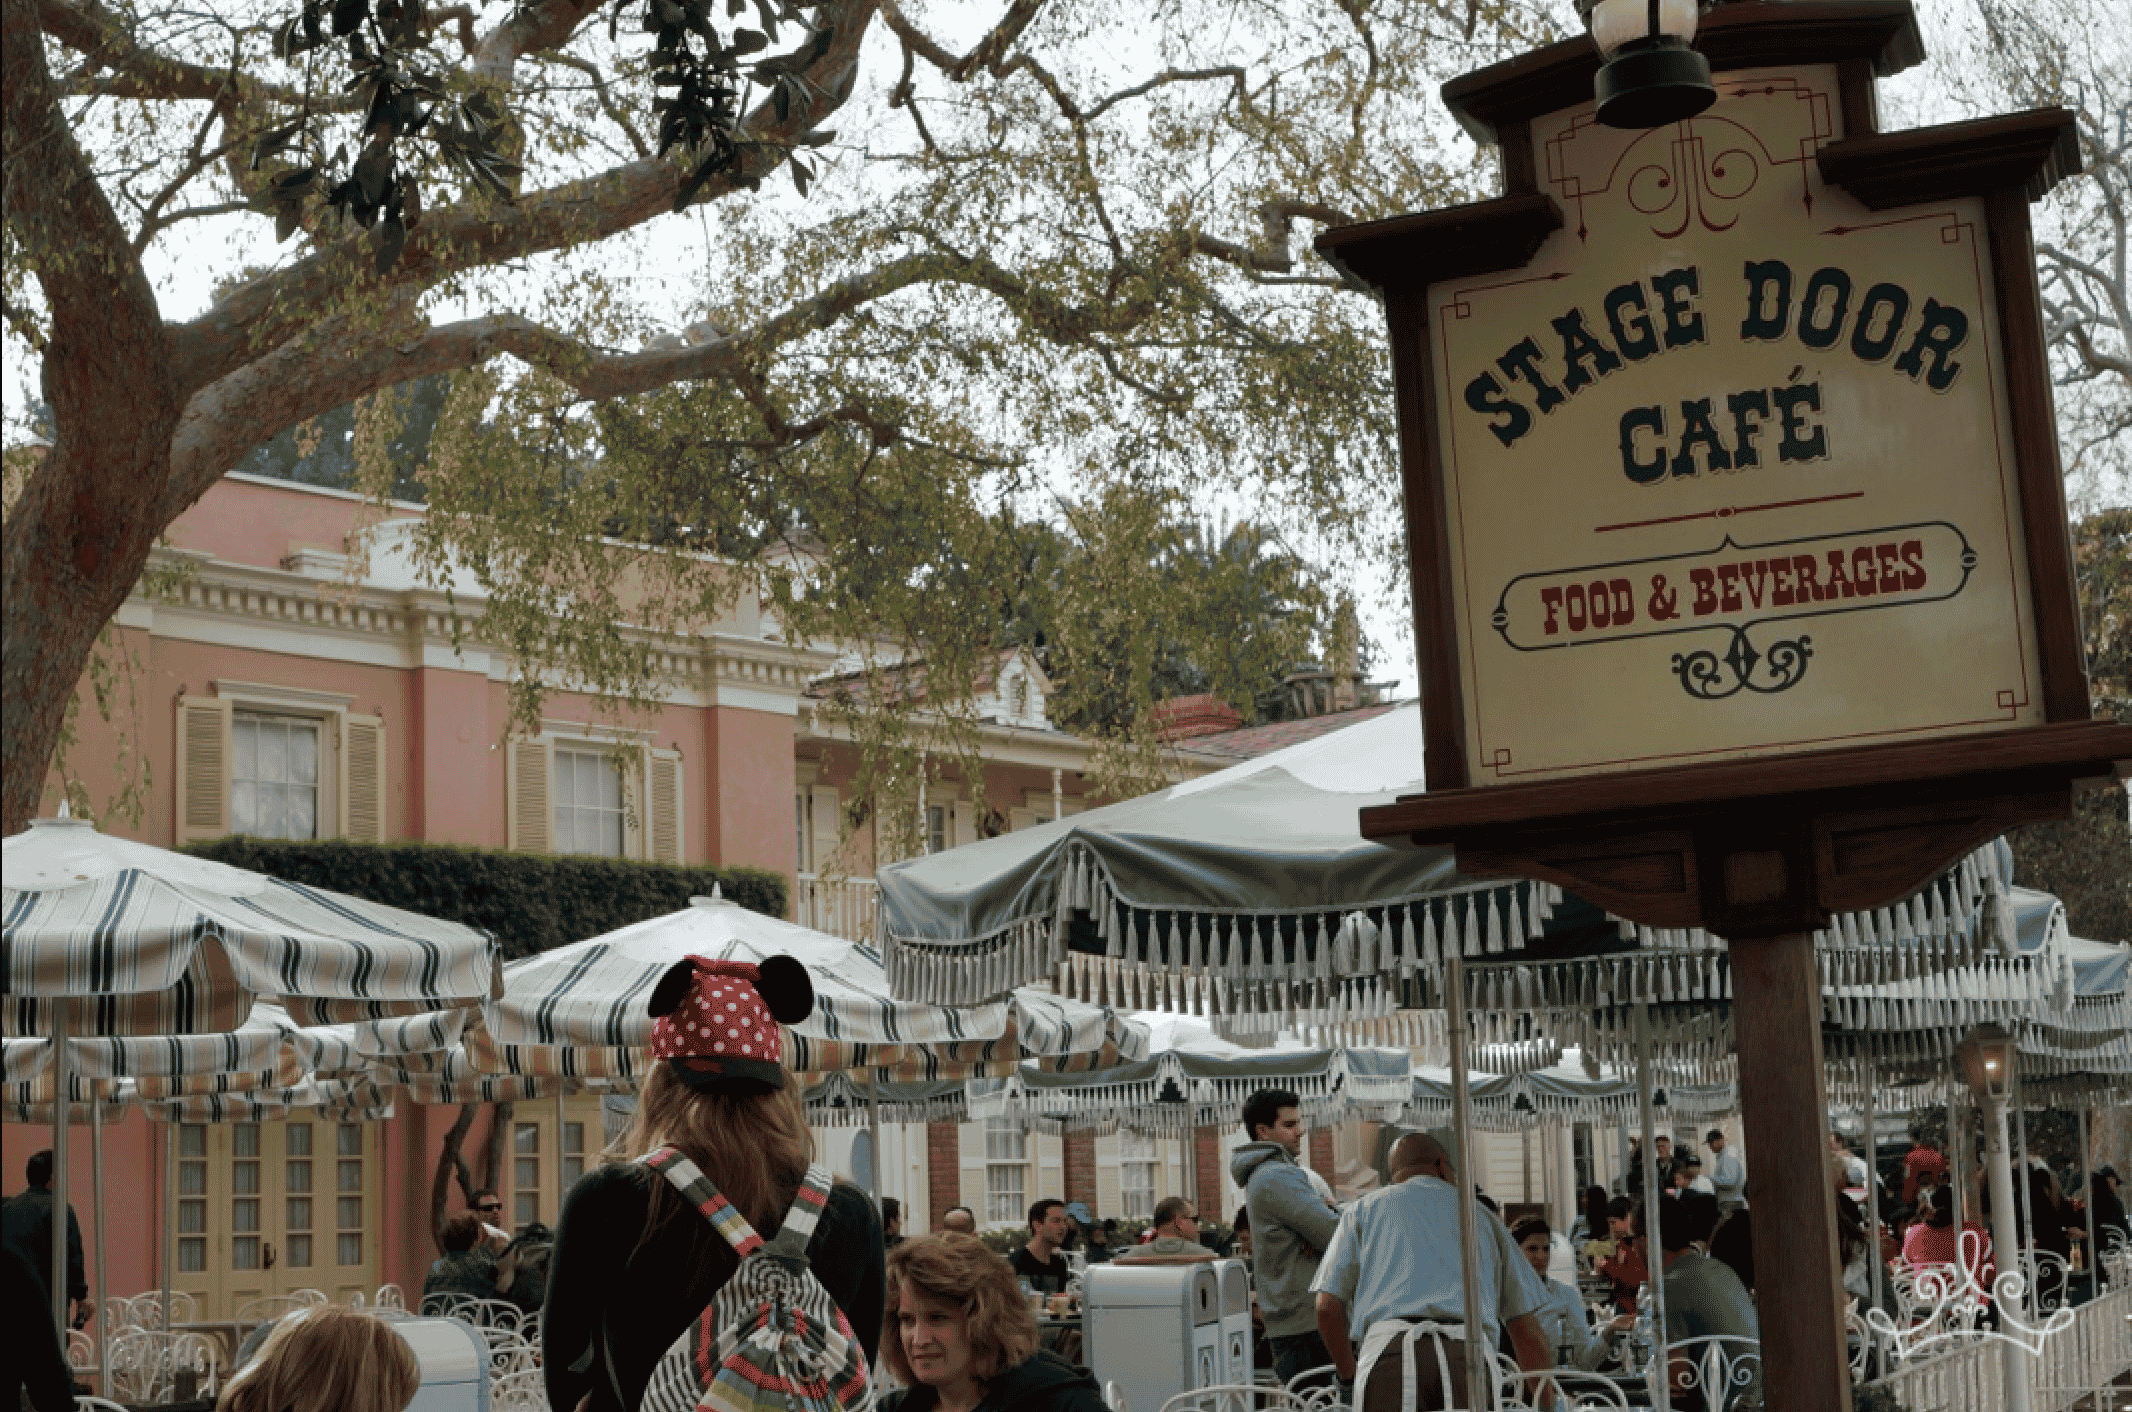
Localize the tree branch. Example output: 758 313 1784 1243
167 0 881 397
535 50 651 161
35 0 302 105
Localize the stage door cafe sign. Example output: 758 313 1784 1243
1432 65 2041 784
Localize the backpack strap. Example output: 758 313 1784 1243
640 1145 766 1258
761 1163 836 1262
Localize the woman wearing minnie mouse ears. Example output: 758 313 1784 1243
542 955 886 1412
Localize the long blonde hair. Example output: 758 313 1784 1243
215 1306 418 1412
615 1062 815 1232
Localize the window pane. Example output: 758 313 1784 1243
515 1123 540 1154
287 1234 312 1268
232 781 258 835
338 1124 363 1156
179 1162 206 1197
562 1157 584 1188
178 1238 206 1273
515 1157 539 1188
286 1197 312 1231
232 1198 259 1233
233 1124 260 1158
564 1122 584 1154
286 1124 312 1156
234 718 258 780
178 1201 205 1234
233 1162 259 1196
288 787 315 840
338 1160 363 1192
233 1236 261 1270
179 1125 205 1158
599 808 624 856
289 724 317 784
285 1160 311 1194
516 1192 538 1228
258 722 287 784
338 1233 363 1266
337 1196 362 1230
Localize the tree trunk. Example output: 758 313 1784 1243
484 1100 514 1201
428 1103 480 1254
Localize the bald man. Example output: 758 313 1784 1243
1311 1133 1555 1410
940 1206 977 1235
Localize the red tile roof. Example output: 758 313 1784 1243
1180 701 1403 759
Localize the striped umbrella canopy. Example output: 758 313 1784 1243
967 1012 1411 1135
802 1074 967 1128
465 890 1148 1083
3 817 500 1035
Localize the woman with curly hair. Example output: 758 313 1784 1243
216 1306 418 1412
880 1233 1107 1412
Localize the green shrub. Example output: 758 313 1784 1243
183 836 785 959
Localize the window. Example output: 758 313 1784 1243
178 1125 208 1273
506 733 683 862
335 1123 365 1266
554 746 626 857
178 687 384 845
284 1123 314 1269
561 1121 586 1191
514 1122 543 1228
1121 1132 1158 1219
1573 1123 1596 1197
984 1119 1028 1225
925 804 949 855
231 712 320 839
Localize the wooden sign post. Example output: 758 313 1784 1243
1316 4 2132 1408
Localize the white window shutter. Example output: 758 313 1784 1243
341 715 386 842
958 1121 989 1219
808 785 841 873
506 737 553 853
647 748 683 864
1094 1132 1123 1218
951 800 977 849
175 695 233 843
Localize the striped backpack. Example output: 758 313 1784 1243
636 1146 873 1412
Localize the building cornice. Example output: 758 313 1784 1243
126 547 839 712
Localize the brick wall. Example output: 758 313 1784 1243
1064 1131 1098 1213
926 1122 961 1228
1309 1128 1336 1187
1193 1127 1226 1218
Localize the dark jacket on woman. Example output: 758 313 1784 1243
542 1163 884 1412
877 1348 1109 1412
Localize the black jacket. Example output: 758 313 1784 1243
0 1187 87 1302
879 1349 1109 1412
542 1162 883 1412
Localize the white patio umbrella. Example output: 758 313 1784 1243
3 815 499 1336
464 890 1148 1084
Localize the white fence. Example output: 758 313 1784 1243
795 873 878 943
1863 1283 2132 1412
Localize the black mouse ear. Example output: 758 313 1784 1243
755 954 815 1025
648 959 698 1019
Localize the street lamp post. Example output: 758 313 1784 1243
1959 1022 2031 1412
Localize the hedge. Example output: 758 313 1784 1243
182 837 786 960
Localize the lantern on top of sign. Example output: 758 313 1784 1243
1579 0 1715 128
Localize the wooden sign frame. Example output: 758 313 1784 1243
1317 0 2130 942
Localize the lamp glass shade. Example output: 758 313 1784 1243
1589 0 1699 58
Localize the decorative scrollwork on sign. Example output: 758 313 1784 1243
1671 628 1813 699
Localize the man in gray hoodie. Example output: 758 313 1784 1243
1232 1088 1341 1387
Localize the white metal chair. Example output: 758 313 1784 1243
374 1281 408 1310
105 1329 220 1404
492 1367 551 1412
235 1293 317 1325
1157 1388 1325 1411
1657 1335 1761 1412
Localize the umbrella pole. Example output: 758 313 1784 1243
1865 1067 1885 1321
1948 1091 1966 1232
2078 1100 2093 1297
51 999 71 1338
93 1083 111 1396
1446 947 1486 1400
1633 1001 1667 1402
864 1071 884 1199
163 1113 176 1334
2013 1058 2031 1313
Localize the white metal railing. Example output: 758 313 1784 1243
2031 1281 2132 1412
1860 1282 2132 1412
795 872 879 943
